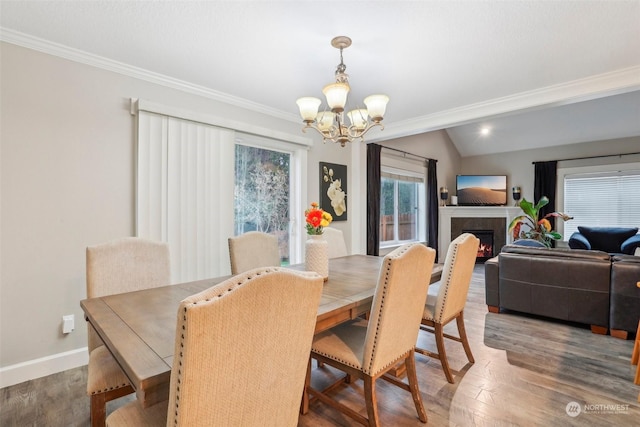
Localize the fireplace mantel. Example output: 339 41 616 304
438 206 522 263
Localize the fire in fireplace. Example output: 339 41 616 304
463 229 494 263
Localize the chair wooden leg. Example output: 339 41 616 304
456 311 474 364
634 321 640 385
301 359 311 415
631 320 639 366
90 386 134 427
90 393 106 427
405 352 428 423
363 375 379 427
434 323 454 384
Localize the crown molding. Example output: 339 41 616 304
0 28 300 123
369 65 640 142
3 28 638 140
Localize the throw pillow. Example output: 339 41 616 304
577 226 639 254
513 239 547 248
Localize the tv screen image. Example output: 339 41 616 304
456 175 507 206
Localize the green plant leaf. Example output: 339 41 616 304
519 198 537 220
534 196 549 213
548 231 562 239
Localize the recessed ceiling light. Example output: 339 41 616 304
480 127 491 136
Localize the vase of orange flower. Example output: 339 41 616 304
304 202 333 281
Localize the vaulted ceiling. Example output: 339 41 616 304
2 1 639 156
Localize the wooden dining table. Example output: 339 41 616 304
80 254 443 409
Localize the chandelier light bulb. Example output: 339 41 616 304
364 94 389 122
347 109 368 130
316 112 335 132
322 83 350 113
296 97 321 122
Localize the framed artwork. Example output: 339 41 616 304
319 162 347 221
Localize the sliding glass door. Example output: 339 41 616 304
234 144 291 264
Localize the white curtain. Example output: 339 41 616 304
136 111 235 282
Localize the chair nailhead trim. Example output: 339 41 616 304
91 382 129 394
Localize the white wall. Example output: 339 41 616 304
0 42 351 385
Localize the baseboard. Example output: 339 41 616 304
0 347 89 388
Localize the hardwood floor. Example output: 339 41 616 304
2 265 638 426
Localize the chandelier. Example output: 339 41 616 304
296 36 389 147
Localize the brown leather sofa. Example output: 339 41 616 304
610 255 640 338
485 245 612 334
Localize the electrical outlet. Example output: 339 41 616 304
62 314 74 334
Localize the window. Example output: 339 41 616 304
134 100 308 282
561 166 640 239
234 144 291 264
379 167 425 247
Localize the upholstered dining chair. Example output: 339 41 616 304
322 227 348 258
105 267 324 427
416 233 480 384
228 231 281 274
304 243 436 427
86 237 171 427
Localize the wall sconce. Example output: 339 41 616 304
512 186 521 206
440 187 449 207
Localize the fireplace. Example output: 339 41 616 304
463 229 494 263
438 206 522 263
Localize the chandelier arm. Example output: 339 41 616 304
301 123 341 140
301 123 329 138
347 122 384 139
326 125 340 139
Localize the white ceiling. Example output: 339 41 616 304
1 1 639 156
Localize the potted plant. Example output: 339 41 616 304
509 196 573 247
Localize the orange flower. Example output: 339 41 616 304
306 209 323 227
305 202 333 235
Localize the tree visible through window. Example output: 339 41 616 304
234 145 290 263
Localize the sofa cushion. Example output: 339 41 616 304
577 226 638 254
501 244 610 261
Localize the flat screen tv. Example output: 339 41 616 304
456 175 507 206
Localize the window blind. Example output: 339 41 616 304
563 171 640 238
137 111 235 282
